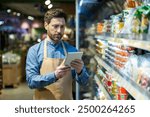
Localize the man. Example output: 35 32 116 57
26 8 89 100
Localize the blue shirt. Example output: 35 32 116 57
26 40 89 89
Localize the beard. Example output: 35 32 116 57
49 33 63 43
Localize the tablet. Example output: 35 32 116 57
64 52 83 66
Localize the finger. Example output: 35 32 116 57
72 59 82 63
59 68 71 74
71 63 82 70
59 66 71 70
62 68 71 72
71 61 83 67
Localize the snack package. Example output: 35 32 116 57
140 5 150 33
121 8 136 34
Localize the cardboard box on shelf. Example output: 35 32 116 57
2 63 21 88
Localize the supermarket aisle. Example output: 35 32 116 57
0 82 34 100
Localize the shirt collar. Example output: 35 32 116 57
45 37 62 48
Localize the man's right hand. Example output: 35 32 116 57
54 65 71 80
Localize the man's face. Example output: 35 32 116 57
45 18 65 43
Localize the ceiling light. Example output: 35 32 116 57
9 34 15 40
7 9 11 13
0 21 4 25
17 13 21 16
28 16 34 21
21 22 30 29
48 4 53 9
45 0 51 5
13 12 17 15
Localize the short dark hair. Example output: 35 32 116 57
44 8 67 24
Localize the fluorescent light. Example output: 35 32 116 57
48 4 53 9
7 9 11 13
13 12 17 15
9 34 15 40
17 13 21 16
28 16 34 21
0 21 4 25
45 0 51 5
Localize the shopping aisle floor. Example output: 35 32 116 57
0 82 34 100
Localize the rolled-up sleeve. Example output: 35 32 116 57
26 47 56 89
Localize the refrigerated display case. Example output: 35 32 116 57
94 33 150 100
78 0 150 100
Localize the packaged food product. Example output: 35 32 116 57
119 45 135 51
118 87 127 94
115 55 128 62
2 52 21 64
115 49 129 56
126 0 136 8
107 86 112 94
97 22 104 34
115 14 125 34
123 54 138 80
105 71 112 80
140 7 150 33
121 8 136 34
137 53 150 91
123 9 132 21
116 93 128 100
116 21 124 33
135 0 142 7
131 16 141 33
133 5 150 34
137 68 150 92
112 79 117 87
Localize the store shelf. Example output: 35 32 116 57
94 75 112 100
95 34 150 51
94 55 150 100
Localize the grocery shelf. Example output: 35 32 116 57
94 75 112 100
94 55 150 100
95 34 150 51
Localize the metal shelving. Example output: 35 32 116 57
94 55 150 100
95 34 150 51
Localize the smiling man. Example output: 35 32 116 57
26 8 89 100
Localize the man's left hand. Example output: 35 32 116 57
70 59 83 75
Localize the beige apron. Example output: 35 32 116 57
33 39 73 100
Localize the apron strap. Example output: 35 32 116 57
61 41 68 56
